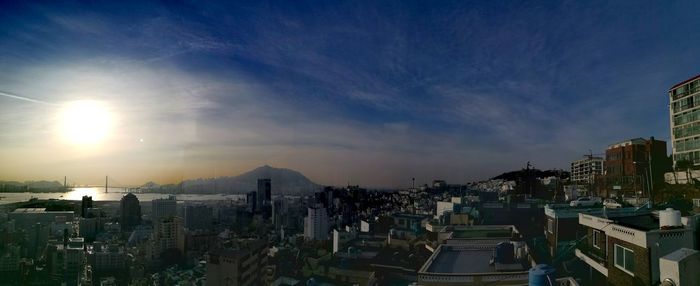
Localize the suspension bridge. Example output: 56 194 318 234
62 176 141 193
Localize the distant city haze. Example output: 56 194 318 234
1 1 698 188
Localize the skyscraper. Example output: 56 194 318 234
257 178 271 207
304 204 329 241
80 196 93 218
151 195 177 222
119 193 141 232
246 191 257 213
669 74 700 166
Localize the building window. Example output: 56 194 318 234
614 244 635 275
592 230 601 249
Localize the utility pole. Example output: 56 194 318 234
105 176 108 193
648 151 654 207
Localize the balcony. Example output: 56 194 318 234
575 244 608 276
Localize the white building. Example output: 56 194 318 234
436 201 454 219
570 156 603 184
304 205 329 241
669 74 700 166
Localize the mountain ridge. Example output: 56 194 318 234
144 165 321 194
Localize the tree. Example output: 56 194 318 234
676 159 695 185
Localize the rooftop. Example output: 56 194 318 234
607 138 646 149
451 229 512 239
392 213 429 220
670 74 700 90
420 245 526 275
426 247 494 273
614 215 659 231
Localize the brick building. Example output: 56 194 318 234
596 137 671 198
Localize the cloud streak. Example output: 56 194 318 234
0 1 699 187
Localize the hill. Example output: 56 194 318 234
145 165 320 195
491 169 570 181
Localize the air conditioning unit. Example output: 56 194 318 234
659 248 700 286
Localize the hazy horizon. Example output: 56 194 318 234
2 1 698 188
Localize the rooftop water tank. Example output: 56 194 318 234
529 264 556 286
660 208 682 229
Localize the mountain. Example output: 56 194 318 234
148 165 320 194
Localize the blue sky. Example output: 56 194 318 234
1 1 699 187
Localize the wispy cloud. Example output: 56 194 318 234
1 1 699 186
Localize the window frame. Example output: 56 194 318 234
592 230 601 249
614 244 635 276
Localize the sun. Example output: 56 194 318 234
57 100 113 146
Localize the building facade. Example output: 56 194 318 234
304 205 329 241
151 196 177 222
183 204 213 231
153 216 185 259
119 193 142 232
598 137 670 198
669 74 700 166
257 178 271 208
206 240 269 286
571 156 603 184
575 212 696 286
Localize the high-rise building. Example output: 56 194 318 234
206 240 268 286
184 204 213 231
570 156 603 184
304 204 329 241
669 74 700 166
151 196 177 222
271 198 283 231
257 178 271 208
87 243 127 283
119 193 141 232
80 196 93 218
246 191 257 213
65 237 85 286
153 216 185 259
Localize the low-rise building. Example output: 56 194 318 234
544 204 650 257
575 209 698 286
418 225 533 285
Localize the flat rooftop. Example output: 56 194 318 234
451 229 511 239
615 215 659 231
427 248 494 273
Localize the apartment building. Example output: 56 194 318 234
571 156 603 184
206 240 269 286
669 74 700 166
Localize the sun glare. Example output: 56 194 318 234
57 100 113 146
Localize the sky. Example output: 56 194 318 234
1 1 700 188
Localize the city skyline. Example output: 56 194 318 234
2 1 700 187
